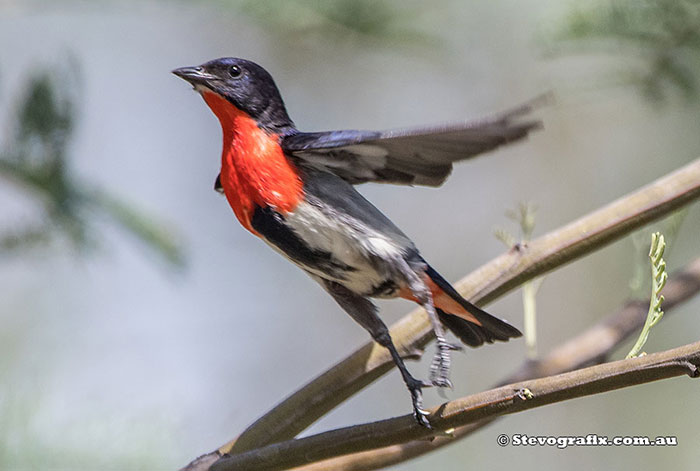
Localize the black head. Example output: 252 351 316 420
172 57 295 133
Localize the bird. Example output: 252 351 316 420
173 57 540 427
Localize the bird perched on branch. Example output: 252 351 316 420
173 58 540 427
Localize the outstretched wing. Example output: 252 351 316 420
282 98 543 187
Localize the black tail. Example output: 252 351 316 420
426 265 522 347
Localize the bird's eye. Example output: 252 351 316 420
229 65 243 78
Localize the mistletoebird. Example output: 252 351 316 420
173 58 540 426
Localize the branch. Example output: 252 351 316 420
182 158 700 470
212 341 700 471
292 256 700 471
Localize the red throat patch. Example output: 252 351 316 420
200 91 303 233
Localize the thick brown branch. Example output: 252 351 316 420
293 257 700 471
211 341 700 471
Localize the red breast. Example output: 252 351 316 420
201 91 304 233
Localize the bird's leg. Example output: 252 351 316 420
399 263 461 389
320 279 433 428
376 329 433 428
420 291 462 388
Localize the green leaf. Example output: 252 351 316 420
626 232 667 358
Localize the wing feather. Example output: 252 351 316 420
282 97 544 187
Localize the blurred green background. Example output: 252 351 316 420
1 0 700 469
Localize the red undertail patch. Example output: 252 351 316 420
399 276 483 326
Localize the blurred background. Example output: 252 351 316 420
2 0 700 469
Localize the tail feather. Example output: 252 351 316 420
426 265 522 347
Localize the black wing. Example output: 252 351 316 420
281 98 543 187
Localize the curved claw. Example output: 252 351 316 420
413 407 432 429
431 377 453 388
405 376 433 428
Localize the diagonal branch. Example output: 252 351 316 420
292 257 700 471
212 340 700 471
182 158 700 470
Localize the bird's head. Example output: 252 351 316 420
172 57 294 133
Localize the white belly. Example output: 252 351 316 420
279 200 406 295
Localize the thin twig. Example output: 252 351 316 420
211 341 700 471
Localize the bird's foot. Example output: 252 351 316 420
406 376 433 428
430 337 461 388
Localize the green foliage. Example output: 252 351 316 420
208 0 439 48
1 70 90 248
505 202 538 242
16 73 74 157
629 209 686 295
0 67 185 267
495 202 543 360
556 0 700 103
626 232 668 359
494 202 538 247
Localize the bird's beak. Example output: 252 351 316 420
172 66 216 86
